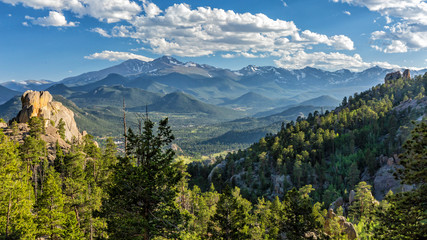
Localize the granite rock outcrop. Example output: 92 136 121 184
14 90 81 142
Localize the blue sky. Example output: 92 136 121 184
1 0 426 82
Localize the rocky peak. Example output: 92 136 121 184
384 71 402 83
154 56 183 65
403 69 410 80
13 90 82 142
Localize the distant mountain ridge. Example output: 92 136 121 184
56 56 427 101
0 85 20 104
0 80 55 93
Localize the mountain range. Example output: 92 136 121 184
2 56 426 107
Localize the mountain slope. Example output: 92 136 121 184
69 85 163 108
136 92 245 120
299 95 340 107
0 96 21 120
0 85 20 104
204 73 427 203
222 92 274 107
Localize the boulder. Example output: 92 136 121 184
42 125 70 161
208 159 228 182
329 197 344 210
349 190 355 205
373 164 414 200
384 71 402 83
14 90 82 142
402 69 410 80
271 174 286 196
387 157 394 166
325 209 358 240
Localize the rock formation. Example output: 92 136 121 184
349 190 355 205
13 90 81 142
324 209 358 240
384 71 402 83
384 69 411 83
374 154 415 200
402 69 410 80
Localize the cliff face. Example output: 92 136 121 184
14 90 81 142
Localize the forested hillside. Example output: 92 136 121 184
0 72 425 239
200 72 426 203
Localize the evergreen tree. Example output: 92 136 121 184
36 166 66 240
0 130 36 239
28 116 45 137
57 118 66 140
207 185 251 239
348 182 377 224
280 186 322 240
20 117 47 200
100 118 186 240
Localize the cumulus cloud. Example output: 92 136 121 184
142 0 162 18
104 2 354 59
343 10 351 15
274 50 400 71
84 50 153 62
301 30 354 50
1 0 142 23
29 11 77 27
333 0 427 53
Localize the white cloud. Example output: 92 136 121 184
343 10 351 15
84 50 153 61
221 52 268 59
91 27 111 37
7 0 387 71
281 0 288 7
221 53 238 58
104 2 354 60
8 13 12 17
301 30 355 50
22 21 29 26
384 40 408 53
30 11 77 27
333 0 427 53
142 0 162 18
1 0 142 23
274 50 400 71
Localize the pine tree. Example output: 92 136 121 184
28 116 45 137
280 186 322 240
35 166 66 240
348 182 377 223
57 118 66 140
20 117 47 200
207 185 251 239
100 118 186 240
0 129 36 239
